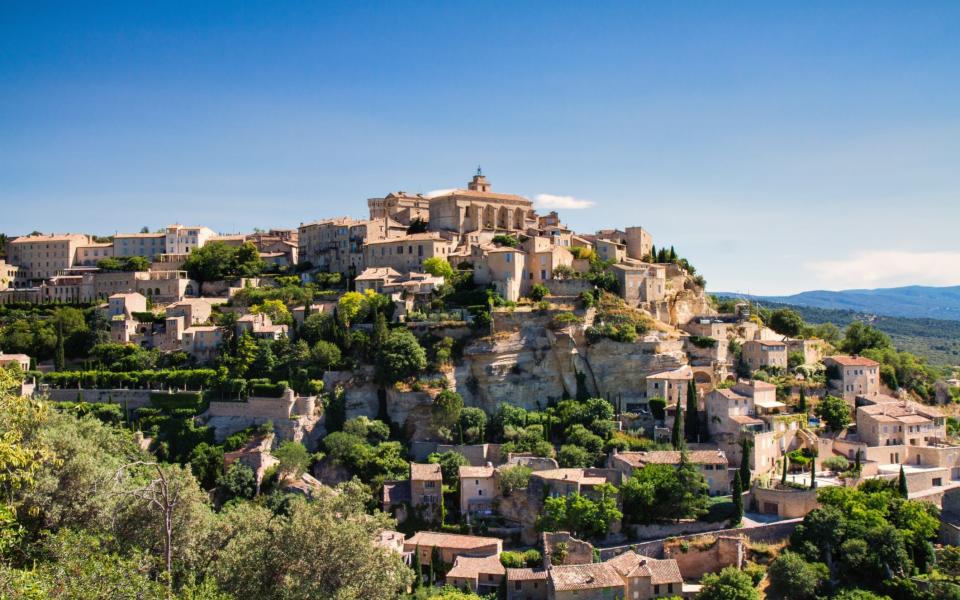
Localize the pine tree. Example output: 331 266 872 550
781 455 788 485
739 438 753 489
810 458 817 489
898 465 909 498
411 545 423 589
798 385 807 414
54 322 65 371
671 398 684 450
731 471 744 526
684 380 699 442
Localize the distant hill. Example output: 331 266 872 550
715 285 960 321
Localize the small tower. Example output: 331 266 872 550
467 167 490 192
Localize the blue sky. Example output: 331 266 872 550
2 1 958 294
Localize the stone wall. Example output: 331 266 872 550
629 519 727 541
45 388 154 414
544 279 594 297
753 485 819 518
208 396 295 421
663 535 744 580
543 532 594 566
599 519 801 561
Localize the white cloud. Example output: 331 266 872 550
534 193 596 210
424 188 457 199
805 250 960 289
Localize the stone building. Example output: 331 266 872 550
824 355 880 401
368 191 431 225
741 339 788 371
427 171 536 234
364 233 455 274
445 554 505 595
609 449 730 496
403 531 502 566
8 233 91 280
459 464 498 516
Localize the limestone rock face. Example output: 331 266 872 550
584 338 687 404
497 489 542 545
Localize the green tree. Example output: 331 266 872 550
422 257 454 279
529 284 549 302
671 398 683 450
375 330 427 383
696 566 760 600
498 465 532 496
309 340 342 373
336 292 367 326
427 451 467 484
768 308 805 337
432 390 463 432
183 242 236 286
557 444 594 468
767 551 829 600
685 380 700 442
54 322 65 371
188 442 225 490
739 438 753 489
731 471 743 527
219 463 257 500
274 441 313 477
798 385 807 414
898 465 909 498
841 321 892 354
815 395 850 432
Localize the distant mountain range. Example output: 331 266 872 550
714 285 960 321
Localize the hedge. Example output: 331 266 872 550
250 382 286 398
42 369 219 390
149 391 205 411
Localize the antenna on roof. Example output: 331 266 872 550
476 165 483 177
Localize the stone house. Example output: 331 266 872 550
529 468 615 498
181 325 223 363
364 233 455 274
0 353 31 372
403 531 502 566
471 244 527 302
605 551 684 600
410 462 442 516
237 313 288 340
522 236 574 288
548 562 624 600
644 365 693 405
856 395 946 447
113 232 166 259
741 340 788 371
108 292 147 319
612 263 666 306
506 567 549 600
367 191 431 225
824 355 880 401
445 554 506 595
74 242 114 266
459 464 498 516
609 449 730 496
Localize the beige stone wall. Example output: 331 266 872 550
664 535 744 580
753 485 819 518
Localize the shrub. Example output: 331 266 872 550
822 455 850 473
529 284 549 302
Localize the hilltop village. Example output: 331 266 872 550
2 172 960 599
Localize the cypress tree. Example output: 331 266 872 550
54 322 65 371
671 398 684 450
854 449 862 473
684 380 699 442
781 455 788 485
371 309 388 349
411 545 423 589
668 245 678 262
798 385 807 414
898 465 909 498
731 471 743 526
810 458 817 489
739 438 753 489
649 244 657 262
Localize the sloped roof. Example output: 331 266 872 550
548 562 622 591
